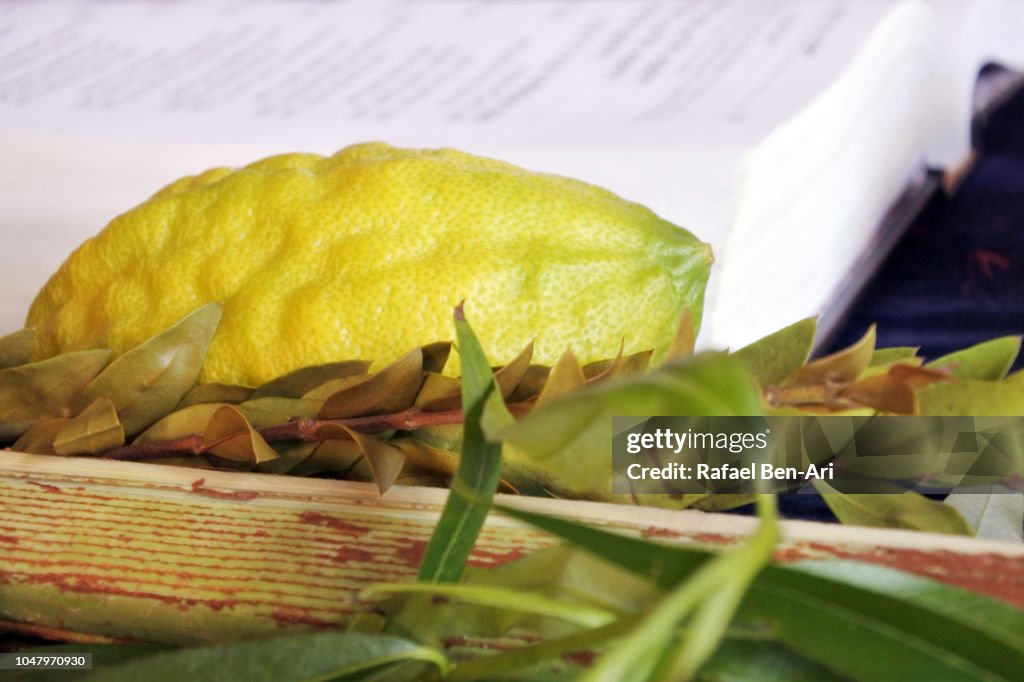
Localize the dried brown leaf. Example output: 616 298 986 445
839 374 918 415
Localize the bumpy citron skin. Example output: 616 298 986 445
27 143 712 386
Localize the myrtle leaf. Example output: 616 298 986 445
421 341 453 374
535 349 586 407
252 360 370 399
0 349 111 440
734 317 817 386
316 423 405 494
494 342 534 399
507 365 552 403
918 380 1024 416
393 438 461 479
53 397 125 455
0 328 36 369
239 397 323 422
135 403 227 444
926 336 1022 380
870 347 921 367
259 441 317 475
319 349 425 419
414 373 462 412
74 303 222 437
291 438 365 477
177 383 253 409
815 480 973 535
839 374 918 414
787 325 875 387
202 405 279 465
583 348 653 383
11 418 71 454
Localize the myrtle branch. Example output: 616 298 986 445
97 403 529 462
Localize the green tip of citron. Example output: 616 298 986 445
26 142 712 385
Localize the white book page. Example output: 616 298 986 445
0 0 900 336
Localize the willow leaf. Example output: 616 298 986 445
85 632 447 682
365 582 615 628
497 505 1024 682
418 305 503 583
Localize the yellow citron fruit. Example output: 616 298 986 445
27 143 712 386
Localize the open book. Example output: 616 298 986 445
1 0 1022 350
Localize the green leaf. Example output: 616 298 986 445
53 396 125 455
0 327 36 369
0 349 111 440
497 352 760 500
918 380 1024 416
585 496 779 682
251 360 370 399
74 303 222 437
418 304 503 583
814 481 974 535
698 639 850 681
498 504 1024 682
366 582 615 628
733 317 817 386
85 632 447 682
869 347 921 367
927 337 1022 380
